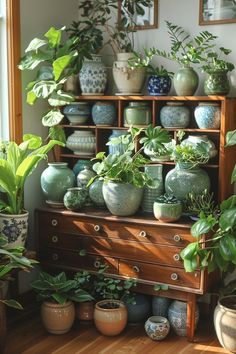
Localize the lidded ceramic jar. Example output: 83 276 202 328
73 159 93 177
160 102 190 128
63 102 91 125
92 101 116 126
145 316 170 341
194 102 221 129
181 135 217 159
79 54 107 95
63 187 87 211
124 102 151 127
66 130 96 156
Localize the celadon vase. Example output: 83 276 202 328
204 70 230 96
40 162 75 207
165 163 211 201
173 66 199 96
102 181 143 216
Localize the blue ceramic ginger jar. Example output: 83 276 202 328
152 296 171 318
107 130 129 155
194 103 221 129
168 300 199 336
147 75 171 96
145 316 170 341
63 187 87 211
79 55 107 95
160 102 190 128
92 101 116 126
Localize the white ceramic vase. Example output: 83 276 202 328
0 211 29 249
66 130 96 156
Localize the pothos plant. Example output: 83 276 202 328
180 129 236 274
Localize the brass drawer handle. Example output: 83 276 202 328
94 225 100 232
173 254 180 261
94 260 101 269
52 253 59 261
138 230 147 238
51 219 58 227
132 265 140 273
171 273 179 281
52 235 58 243
173 234 182 242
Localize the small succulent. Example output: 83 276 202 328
184 189 219 217
155 194 181 204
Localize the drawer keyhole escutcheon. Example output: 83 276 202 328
51 219 58 227
94 225 100 232
173 234 181 242
139 230 147 238
173 254 180 261
132 265 140 273
171 273 178 281
52 235 58 243
52 253 59 261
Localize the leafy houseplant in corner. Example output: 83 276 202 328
31 271 93 334
0 135 63 248
153 194 182 223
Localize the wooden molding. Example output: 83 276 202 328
6 0 22 143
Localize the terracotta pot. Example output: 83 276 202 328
41 301 75 334
76 301 94 322
94 300 127 336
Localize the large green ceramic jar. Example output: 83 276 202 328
165 163 211 201
124 102 151 127
173 66 199 96
40 162 75 207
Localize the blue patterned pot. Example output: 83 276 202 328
147 75 171 96
92 102 116 126
89 179 106 208
160 102 190 128
79 55 107 95
63 102 91 125
0 212 28 249
107 130 129 155
168 300 199 336
145 316 170 341
125 293 151 325
194 103 221 129
63 187 87 211
152 296 171 318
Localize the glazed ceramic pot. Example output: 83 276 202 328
152 296 171 318
63 102 91 125
94 300 127 336
160 102 190 128
102 181 143 216
142 165 164 214
153 201 182 222
173 66 199 96
165 163 211 201
66 130 96 156
214 296 236 353
168 300 199 336
124 293 151 325
194 103 221 129
147 75 172 96
77 166 96 207
79 54 107 95
73 159 93 177
181 135 217 159
113 52 146 95
76 301 94 322
41 162 75 207
89 179 106 208
92 101 116 126
41 301 75 335
145 316 170 341
124 102 151 127
0 211 28 249
204 70 230 96
108 130 129 155
63 187 87 211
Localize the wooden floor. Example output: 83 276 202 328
5 315 229 354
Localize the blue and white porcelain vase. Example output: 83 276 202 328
152 296 171 318
145 316 170 341
108 130 129 155
0 212 29 249
168 300 199 336
79 55 107 95
147 75 171 96
63 102 91 125
92 101 116 126
160 102 190 128
194 103 221 129
142 164 164 214
66 130 96 156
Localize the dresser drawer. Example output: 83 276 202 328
39 248 119 274
119 260 200 290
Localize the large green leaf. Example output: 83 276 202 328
191 218 213 237
0 159 16 197
18 51 51 70
53 54 76 81
180 242 198 260
7 142 21 174
1 299 23 310
25 38 47 52
48 90 74 107
226 129 236 147
44 27 62 48
183 257 198 272
231 165 236 184
219 207 236 231
220 195 236 212
48 126 66 143
52 293 67 304
26 91 37 105
32 80 57 98
22 135 42 150
42 109 64 127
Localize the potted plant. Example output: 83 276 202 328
0 134 63 248
140 125 172 162
184 189 219 221
147 65 174 96
153 194 182 223
73 270 95 322
31 270 93 334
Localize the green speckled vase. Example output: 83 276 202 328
173 67 199 96
165 163 211 201
63 187 87 211
204 70 230 96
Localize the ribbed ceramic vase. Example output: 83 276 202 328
204 70 230 96
141 165 164 214
79 54 107 95
173 66 199 96
66 130 96 156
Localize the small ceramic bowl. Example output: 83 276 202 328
145 316 170 341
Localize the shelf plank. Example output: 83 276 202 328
60 154 95 159
74 95 230 101
165 128 220 133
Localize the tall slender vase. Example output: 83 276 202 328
142 165 164 214
173 66 199 96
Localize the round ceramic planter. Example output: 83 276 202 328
89 179 106 208
66 130 96 156
181 135 217 159
108 130 129 155
173 66 199 96
194 103 221 129
113 52 146 95
145 316 170 341
92 101 116 126
153 202 182 223
40 162 75 207
168 300 199 337
41 301 75 335
102 181 143 216
204 70 230 96
76 301 94 322
124 102 151 127
141 165 164 214
79 54 107 95
165 163 211 201
152 296 171 318
147 75 171 96
63 187 87 211
160 102 190 128
94 300 127 336
0 211 29 249
214 296 236 353
124 293 151 325
63 102 91 125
